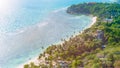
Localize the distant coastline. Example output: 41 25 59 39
21 2 120 68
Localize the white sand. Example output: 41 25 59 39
17 16 97 68
65 16 97 41
89 16 97 28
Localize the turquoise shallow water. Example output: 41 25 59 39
0 0 110 68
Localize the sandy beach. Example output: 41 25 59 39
65 16 97 41
17 16 97 68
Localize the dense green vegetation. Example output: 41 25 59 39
24 3 120 68
67 3 120 19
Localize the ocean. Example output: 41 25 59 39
0 0 110 68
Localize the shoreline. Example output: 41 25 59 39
17 16 97 68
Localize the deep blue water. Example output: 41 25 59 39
0 0 111 68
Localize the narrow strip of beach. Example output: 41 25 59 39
17 16 97 68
